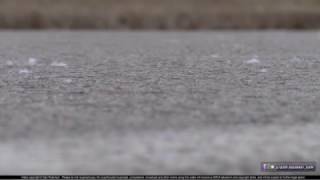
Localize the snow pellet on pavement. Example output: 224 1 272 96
290 56 301 62
18 69 32 74
63 79 73 83
6 61 14 66
50 62 68 67
260 68 268 73
210 54 220 58
246 58 260 64
28 58 38 66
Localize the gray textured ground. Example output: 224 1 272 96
0 31 320 175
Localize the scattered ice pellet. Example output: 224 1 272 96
6 61 14 66
63 79 72 83
290 56 301 62
260 68 268 73
210 54 220 58
19 69 31 74
28 57 38 66
246 58 260 64
51 62 68 67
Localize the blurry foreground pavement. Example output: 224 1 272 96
0 31 320 174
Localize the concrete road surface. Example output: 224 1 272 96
0 31 319 175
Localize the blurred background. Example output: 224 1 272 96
0 0 320 30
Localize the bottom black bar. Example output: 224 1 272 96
0 175 319 180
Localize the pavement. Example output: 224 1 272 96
0 31 319 175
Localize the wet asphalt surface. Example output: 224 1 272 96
0 31 320 175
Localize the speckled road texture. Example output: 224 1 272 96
0 31 319 175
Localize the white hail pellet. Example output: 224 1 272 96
51 62 68 67
28 58 38 66
260 68 268 73
63 79 72 83
246 58 260 64
210 54 220 58
19 69 31 74
6 61 14 66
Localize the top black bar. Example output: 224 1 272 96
0 175 319 180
